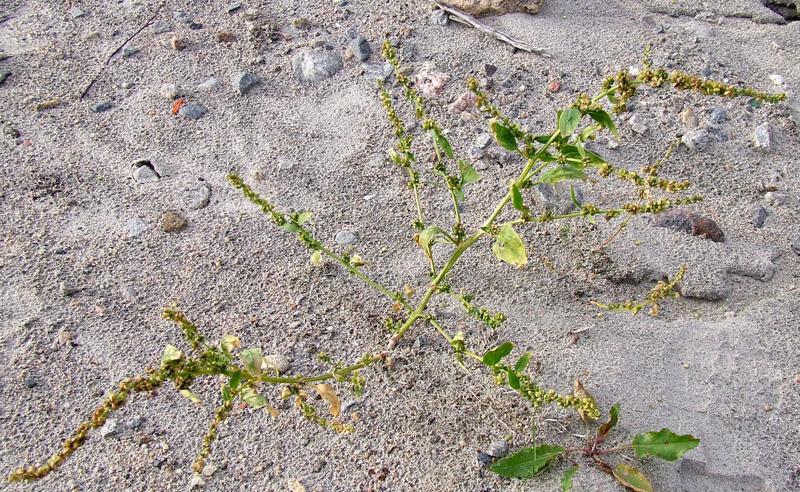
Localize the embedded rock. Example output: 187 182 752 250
292 50 343 85
446 0 545 17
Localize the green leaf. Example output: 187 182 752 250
632 428 700 461
179 389 202 405
482 341 515 367
510 181 524 211
492 224 527 268
490 119 518 151
453 189 465 202
229 371 242 390
558 108 581 138
221 384 232 402
581 124 601 142
538 166 588 184
310 250 322 266
607 93 620 105
561 465 579 491
418 226 453 258
612 463 653 492
489 445 565 478
439 134 454 159
459 160 479 184
220 335 241 357
597 403 620 442
297 211 313 225
282 222 300 233
515 352 532 372
240 348 263 381
162 345 183 364
507 369 520 390
240 387 268 409
576 140 586 159
587 109 618 138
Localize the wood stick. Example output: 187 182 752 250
79 2 165 99
430 1 550 57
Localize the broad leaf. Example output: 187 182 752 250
282 222 301 233
221 384 232 402
429 129 454 159
507 369 520 390
220 334 241 356
558 108 581 138
612 463 653 492
576 140 587 159
162 345 183 364
581 124 601 142
492 224 527 268
597 403 620 442
632 428 700 461
482 341 515 367
538 166 588 184
587 109 619 138
297 211 313 225
515 352 532 372
489 445 565 478
459 160 479 184
229 371 242 390
490 119 518 151
240 348 263 381
179 389 202 405
510 181 524 211
418 226 453 257
561 465 579 491
240 387 267 409
314 383 341 418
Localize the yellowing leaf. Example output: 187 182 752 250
403 284 416 298
612 463 653 492
220 335 241 355
491 224 527 268
266 402 279 418
179 389 202 405
310 250 322 266
314 383 341 418
573 378 597 422
162 345 183 363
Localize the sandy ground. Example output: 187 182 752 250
1 0 799 491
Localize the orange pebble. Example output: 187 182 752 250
171 99 187 115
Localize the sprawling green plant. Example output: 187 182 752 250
9 41 783 489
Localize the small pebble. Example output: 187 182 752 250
769 74 784 86
475 133 492 149
189 22 203 30
70 7 85 19
99 419 118 438
548 80 561 92
231 72 259 95
162 212 187 232
58 329 73 345
754 123 771 151
652 209 725 242
136 433 152 444
485 441 509 458
264 354 291 374
121 285 137 303
681 108 698 129
132 162 160 183
201 464 218 477
707 108 726 125
429 9 449 26
765 192 788 207
750 205 767 228
198 78 221 90
126 218 148 237
468 146 484 160
215 31 236 43
59 281 80 297
90 101 112 113
792 233 800 255
335 230 358 246
183 181 212 209
629 115 649 135
173 11 192 24
349 36 371 62
160 83 180 100
477 452 493 465
226 3 242 14
292 50 344 85
152 21 172 34
24 378 37 388
189 475 206 489
367 153 387 168
127 415 144 429
122 46 139 57
293 17 311 30
0 71 9 86
171 36 187 51
179 104 207 120
278 157 296 170
681 128 709 152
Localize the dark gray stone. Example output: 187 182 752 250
792 232 800 255
0 71 10 86
151 21 172 34
468 146 484 160
402 43 416 59
707 108 727 125
349 36 371 62
750 205 767 228
534 182 584 214
226 3 242 14
24 378 37 388
179 104 208 120
173 11 192 24
231 72 259 95
90 101 112 113
477 452 492 465
335 230 358 246
122 46 139 57
292 50 343 84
